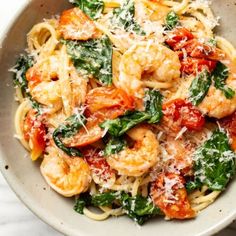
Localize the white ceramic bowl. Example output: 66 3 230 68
0 1 236 235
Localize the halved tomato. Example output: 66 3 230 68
220 111 236 150
23 109 46 161
83 148 115 184
162 99 205 131
181 57 217 75
86 87 135 115
150 173 195 219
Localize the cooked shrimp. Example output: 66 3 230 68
40 145 91 197
107 126 160 176
198 78 236 119
135 0 170 23
26 55 62 112
59 8 99 41
198 59 236 119
118 42 181 98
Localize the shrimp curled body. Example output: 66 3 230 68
107 126 160 177
26 55 63 111
40 145 91 197
198 74 236 119
118 42 181 98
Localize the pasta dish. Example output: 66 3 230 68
11 0 236 224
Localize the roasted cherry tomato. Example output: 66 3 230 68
162 99 205 131
23 109 46 161
220 111 236 150
62 116 104 148
150 173 195 219
180 39 224 60
165 28 194 50
59 8 97 40
86 87 134 115
180 57 217 75
83 148 115 184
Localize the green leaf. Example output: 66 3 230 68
100 111 150 137
193 129 236 191
120 193 161 225
111 0 145 35
74 191 161 225
185 180 202 193
11 55 41 113
74 193 92 214
12 54 33 94
188 70 211 106
212 61 235 99
70 0 104 19
53 114 87 156
91 192 118 206
104 136 127 156
165 11 179 30
100 89 163 136
63 36 113 85
144 89 163 124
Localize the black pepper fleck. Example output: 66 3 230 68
5 165 9 170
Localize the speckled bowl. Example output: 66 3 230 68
0 1 236 236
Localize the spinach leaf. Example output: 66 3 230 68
212 61 235 99
120 193 161 225
188 70 211 106
53 114 87 157
185 180 202 193
104 136 127 156
111 0 145 35
165 11 179 30
69 0 104 19
63 36 112 85
192 129 236 191
100 89 163 136
91 192 118 206
12 55 41 112
100 111 150 137
74 193 92 214
74 191 161 225
144 89 163 124
12 54 33 94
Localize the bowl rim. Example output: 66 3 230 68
0 1 236 236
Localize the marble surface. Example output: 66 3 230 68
0 172 235 236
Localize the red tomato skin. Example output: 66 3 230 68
83 148 115 182
220 111 236 150
162 99 205 131
23 110 46 158
165 28 194 49
180 57 217 75
151 173 195 219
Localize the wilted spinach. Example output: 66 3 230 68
104 136 127 156
165 11 179 30
69 0 104 19
100 89 163 136
11 55 41 112
188 70 211 106
144 89 163 123
189 129 236 191
53 114 87 157
63 36 112 85
211 61 235 99
74 191 161 225
111 0 145 35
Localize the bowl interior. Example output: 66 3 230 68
0 1 236 236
